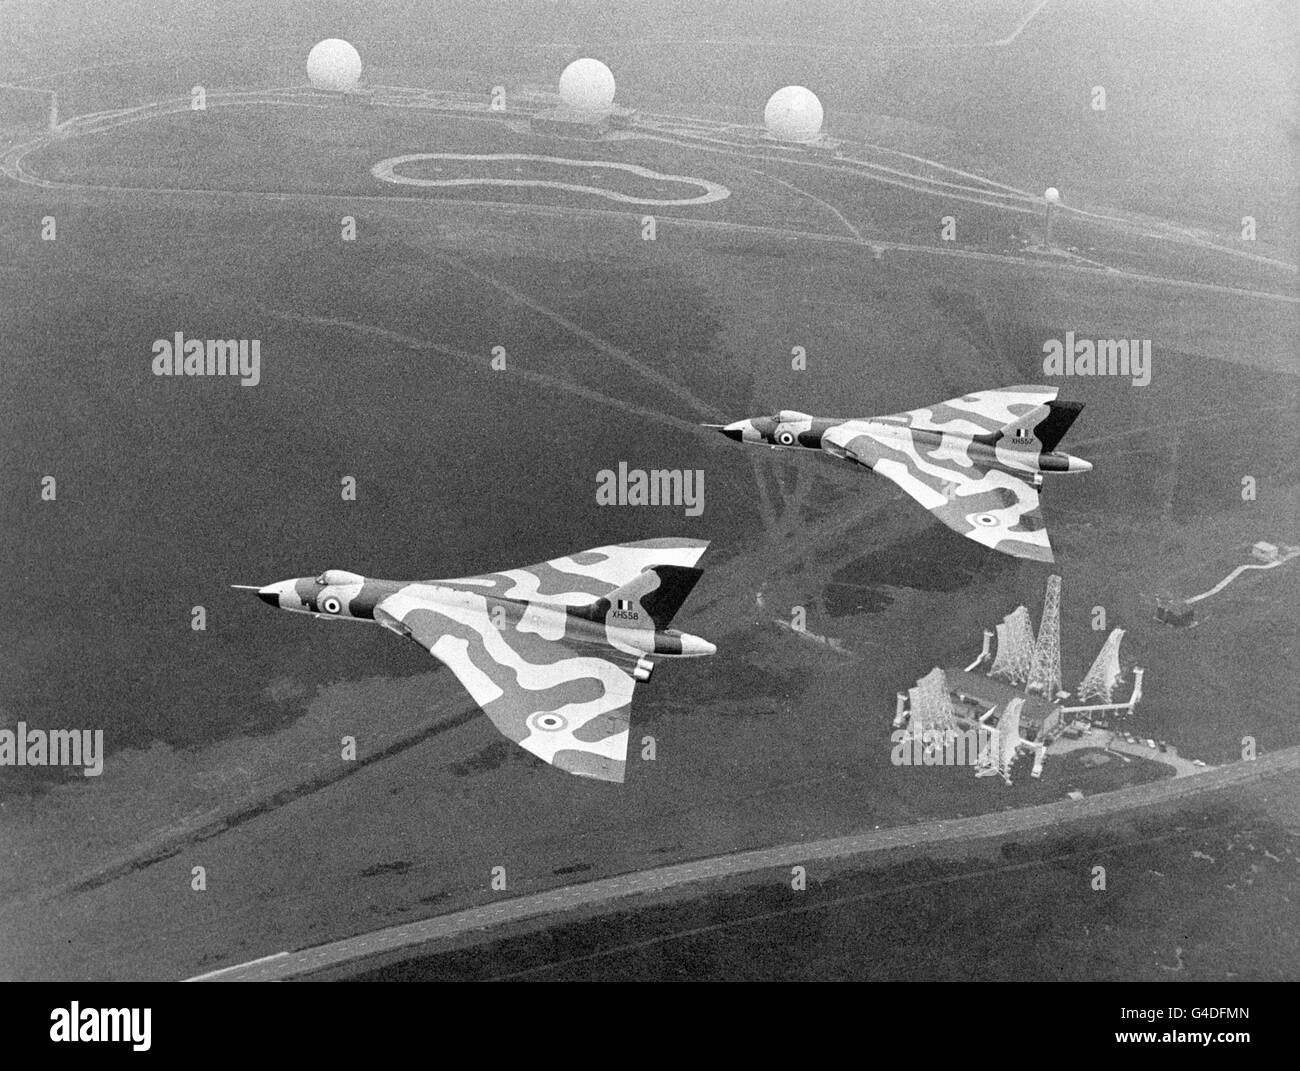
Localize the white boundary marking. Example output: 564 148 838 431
371 152 730 206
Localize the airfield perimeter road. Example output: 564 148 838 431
3 90 1296 308
190 745 1299 981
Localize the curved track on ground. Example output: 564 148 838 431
2 88 1295 305
190 745 1299 981
371 152 730 205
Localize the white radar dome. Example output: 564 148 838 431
1044 187 1061 203
307 39 362 92
764 85 823 142
558 58 616 110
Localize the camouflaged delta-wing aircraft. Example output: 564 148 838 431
234 539 713 783
708 386 1090 563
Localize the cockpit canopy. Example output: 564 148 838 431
776 410 812 423
314 569 365 587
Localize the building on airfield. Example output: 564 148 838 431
530 105 613 139
895 575 1145 784
1154 598 1195 627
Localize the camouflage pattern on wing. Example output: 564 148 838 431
375 586 636 781
434 537 710 607
372 538 708 782
823 386 1058 562
879 385 1060 435
715 386 1088 563
246 540 715 785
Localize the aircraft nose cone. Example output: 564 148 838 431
257 584 283 607
1068 456 1093 473
718 419 755 443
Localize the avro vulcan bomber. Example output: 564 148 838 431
237 539 714 783
710 386 1090 562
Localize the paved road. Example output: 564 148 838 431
1049 728 1204 776
189 746 1299 981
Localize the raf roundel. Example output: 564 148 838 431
974 513 1000 528
322 596 342 614
530 711 568 733
778 430 796 445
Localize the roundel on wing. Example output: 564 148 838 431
529 711 568 732
974 513 999 527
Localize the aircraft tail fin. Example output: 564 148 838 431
576 565 704 631
983 399 1083 454
1031 399 1084 452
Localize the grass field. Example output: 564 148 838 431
0 0 1295 980
355 768 1300 982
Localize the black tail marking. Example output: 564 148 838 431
1034 400 1084 452
569 565 704 630
637 565 703 630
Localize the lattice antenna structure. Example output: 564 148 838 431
1077 628 1125 704
989 605 1034 685
974 719 1000 778
907 667 957 737
996 699 1023 784
1025 575 1062 698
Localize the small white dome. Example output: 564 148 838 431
558 58 616 110
307 39 362 92
764 86 823 142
